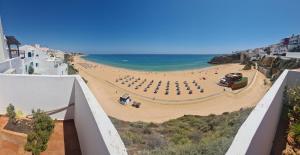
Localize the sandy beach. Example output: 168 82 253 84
73 56 270 123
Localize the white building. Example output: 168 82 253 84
19 44 68 75
269 44 287 56
288 34 300 51
286 34 300 58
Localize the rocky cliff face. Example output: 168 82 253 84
258 57 300 82
208 53 241 64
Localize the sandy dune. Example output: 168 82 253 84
73 56 270 123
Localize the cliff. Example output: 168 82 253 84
208 53 241 64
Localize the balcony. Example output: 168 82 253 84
0 74 127 155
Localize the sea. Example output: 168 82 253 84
82 54 217 71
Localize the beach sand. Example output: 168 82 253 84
73 56 270 123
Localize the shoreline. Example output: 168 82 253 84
73 56 271 123
80 54 219 73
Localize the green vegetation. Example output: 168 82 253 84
231 77 248 90
270 58 300 83
64 53 74 63
68 64 78 75
282 86 300 153
24 109 55 155
64 53 78 75
111 108 253 155
243 63 252 70
28 65 34 74
6 104 16 124
289 123 300 144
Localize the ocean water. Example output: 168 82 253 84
83 54 216 71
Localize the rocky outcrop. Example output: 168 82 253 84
208 53 240 64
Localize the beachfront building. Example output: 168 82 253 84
286 34 300 58
240 49 264 63
19 44 68 75
0 18 68 75
269 44 288 56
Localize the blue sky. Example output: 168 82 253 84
0 0 299 54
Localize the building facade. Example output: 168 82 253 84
20 44 68 75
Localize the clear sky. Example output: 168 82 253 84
0 0 299 54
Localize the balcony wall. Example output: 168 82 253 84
74 76 127 155
0 74 127 155
227 70 300 155
0 57 23 74
0 59 10 73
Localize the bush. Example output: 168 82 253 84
6 104 16 123
68 64 78 75
113 108 253 155
146 134 166 149
28 65 34 74
243 63 252 70
121 131 143 145
24 109 55 155
231 77 248 90
289 123 300 143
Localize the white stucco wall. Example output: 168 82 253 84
226 70 300 155
286 52 300 58
0 74 75 119
10 57 23 74
0 59 10 73
0 57 23 74
74 76 127 155
0 18 9 62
